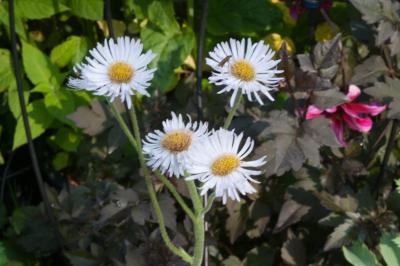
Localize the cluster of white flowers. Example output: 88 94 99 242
69 36 282 203
142 112 266 204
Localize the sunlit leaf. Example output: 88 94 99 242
15 0 68 19
342 241 378 266
67 0 103 20
13 100 54 150
50 36 88 68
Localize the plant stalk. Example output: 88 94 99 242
110 101 192 263
8 0 62 247
187 180 205 266
129 104 193 263
194 0 208 121
375 120 399 197
155 171 196 221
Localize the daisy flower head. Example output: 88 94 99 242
186 128 266 204
142 112 209 178
206 38 283 107
68 36 157 109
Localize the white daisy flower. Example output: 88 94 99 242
206 38 283 107
68 36 156 108
186 128 266 204
142 112 209 178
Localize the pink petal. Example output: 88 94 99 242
306 105 324 119
344 103 386 116
342 113 372 133
326 106 338 113
341 104 364 119
331 118 346 147
347 85 361 101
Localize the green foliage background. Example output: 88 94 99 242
0 0 400 265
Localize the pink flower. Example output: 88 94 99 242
306 85 386 146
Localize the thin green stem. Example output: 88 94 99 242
144 176 192 263
109 102 138 152
223 91 243 129
110 100 192 263
155 171 196 221
187 180 205 266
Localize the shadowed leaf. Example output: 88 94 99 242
324 219 354 251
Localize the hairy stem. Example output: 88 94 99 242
187 180 205 266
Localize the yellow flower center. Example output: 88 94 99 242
230 60 255 82
108 62 134 83
211 154 240 176
161 131 192 153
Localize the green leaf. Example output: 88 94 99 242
67 0 103 20
132 0 194 92
7 82 29 119
207 0 282 35
50 36 88 68
150 1 180 30
52 152 69 171
132 0 179 32
54 127 80 152
343 241 378 266
0 3 28 39
22 41 60 86
0 49 14 93
13 100 53 150
379 233 400 266
0 243 6 265
15 0 68 19
44 89 76 124
141 24 194 92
